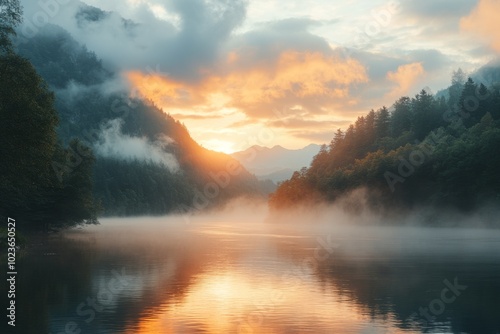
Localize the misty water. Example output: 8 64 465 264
6 212 500 334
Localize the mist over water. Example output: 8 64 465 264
4 1 500 333
4 203 500 334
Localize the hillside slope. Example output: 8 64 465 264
270 70 500 221
16 25 262 216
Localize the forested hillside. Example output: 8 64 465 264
15 24 264 217
270 71 500 216
1 13 264 229
1 7 97 229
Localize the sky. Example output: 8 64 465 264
19 0 500 153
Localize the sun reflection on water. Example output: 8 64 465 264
124 265 417 334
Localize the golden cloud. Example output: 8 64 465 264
126 51 368 120
126 71 206 107
461 0 500 53
223 52 367 112
386 62 425 98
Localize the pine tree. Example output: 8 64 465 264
448 68 466 110
375 106 390 139
329 128 344 151
459 79 491 128
365 109 376 142
0 0 22 54
0 52 59 224
412 89 440 140
391 96 412 137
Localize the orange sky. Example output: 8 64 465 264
67 0 500 154
126 51 368 153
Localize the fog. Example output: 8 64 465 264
10 195 498 334
93 118 179 171
54 75 130 100
18 0 247 82
74 193 500 263
53 195 500 334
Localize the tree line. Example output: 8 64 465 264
270 70 500 219
1 3 98 230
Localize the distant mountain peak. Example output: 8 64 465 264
271 145 285 150
250 144 265 150
231 143 321 182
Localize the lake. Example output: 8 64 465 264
3 214 500 334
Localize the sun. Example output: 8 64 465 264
203 139 237 154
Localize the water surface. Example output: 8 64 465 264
3 216 500 334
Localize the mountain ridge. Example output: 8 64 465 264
15 24 265 216
231 144 321 182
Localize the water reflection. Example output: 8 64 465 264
1 217 500 334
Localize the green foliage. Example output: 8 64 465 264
93 158 193 216
0 0 22 54
431 113 500 209
391 97 412 137
0 51 99 230
448 68 466 110
49 139 100 226
16 25 111 88
271 72 500 215
0 53 58 222
375 106 390 139
411 89 443 140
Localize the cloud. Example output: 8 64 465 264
400 0 479 19
224 17 333 71
16 0 494 149
334 49 446 111
461 0 500 53
19 0 369 123
267 118 349 130
19 0 366 147
94 119 179 171
126 70 205 107
127 50 368 119
159 0 247 81
391 0 491 64
404 49 448 72
170 113 226 120
224 51 368 116
289 129 344 142
19 0 247 82
386 62 425 98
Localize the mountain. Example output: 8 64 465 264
257 168 295 184
231 144 321 182
14 24 264 217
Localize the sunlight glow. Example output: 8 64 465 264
123 269 418 334
202 139 236 154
